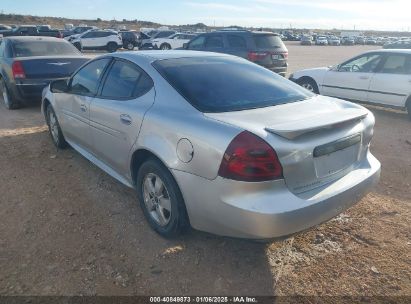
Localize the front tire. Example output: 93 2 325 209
160 43 171 50
136 159 189 238
0 78 20 110
46 105 68 149
298 78 319 94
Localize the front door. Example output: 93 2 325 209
59 58 111 151
322 53 383 102
89 59 155 175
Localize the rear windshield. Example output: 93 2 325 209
153 56 313 113
12 40 79 57
253 34 285 49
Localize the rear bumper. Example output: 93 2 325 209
173 152 380 239
11 80 50 103
266 65 287 77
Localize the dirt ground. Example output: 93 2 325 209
0 42 410 297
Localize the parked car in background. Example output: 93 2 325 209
290 49 411 119
119 31 139 50
0 36 89 109
62 26 97 38
152 33 197 50
70 30 122 52
41 51 380 239
342 37 355 45
0 24 12 32
365 37 377 45
2 25 63 38
139 30 177 49
315 36 328 45
37 25 51 31
183 30 288 76
300 36 313 45
328 36 341 46
355 36 365 45
383 39 411 49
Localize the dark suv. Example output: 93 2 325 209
183 30 288 76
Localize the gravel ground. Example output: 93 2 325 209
0 42 410 297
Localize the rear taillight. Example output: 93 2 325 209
247 51 268 62
218 131 283 182
12 61 25 79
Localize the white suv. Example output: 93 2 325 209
152 33 197 50
71 30 122 52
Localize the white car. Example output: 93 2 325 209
152 33 197 50
71 30 122 53
290 49 411 119
316 36 328 45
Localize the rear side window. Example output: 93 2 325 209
156 31 174 39
101 60 153 99
153 56 312 113
253 34 284 49
188 36 205 49
380 54 411 74
227 35 247 48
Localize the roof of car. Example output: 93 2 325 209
4 36 66 42
116 50 231 62
365 49 411 54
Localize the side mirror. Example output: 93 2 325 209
50 79 69 93
183 43 188 49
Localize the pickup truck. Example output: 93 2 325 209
1 25 62 38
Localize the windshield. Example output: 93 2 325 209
153 56 313 113
12 40 80 57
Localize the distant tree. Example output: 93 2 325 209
96 18 102 22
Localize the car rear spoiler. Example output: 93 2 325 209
265 108 368 140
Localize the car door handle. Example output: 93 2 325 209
80 104 87 112
120 114 132 125
359 76 369 80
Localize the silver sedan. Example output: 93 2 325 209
41 51 381 239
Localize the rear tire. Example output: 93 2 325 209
298 77 319 94
0 77 20 110
107 42 118 53
126 42 135 50
136 158 189 238
160 43 171 50
46 105 68 149
407 100 411 120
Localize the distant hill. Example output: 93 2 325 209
0 13 163 31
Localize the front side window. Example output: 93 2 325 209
101 60 153 99
70 58 111 96
339 54 382 73
153 56 313 113
188 36 205 49
380 54 411 74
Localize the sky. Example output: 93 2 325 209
1 0 410 31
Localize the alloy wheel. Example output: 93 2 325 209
142 173 172 227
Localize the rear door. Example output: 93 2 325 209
367 53 411 108
89 59 155 175
81 31 98 48
58 58 111 151
322 53 383 101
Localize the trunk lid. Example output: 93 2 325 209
205 95 374 194
16 56 90 79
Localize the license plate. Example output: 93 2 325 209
314 135 361 178
271 54 282 60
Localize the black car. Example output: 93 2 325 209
0 36 89 109
119 31 139 50
183 30 288 76
2 25 63 38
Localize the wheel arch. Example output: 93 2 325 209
296 76 319 93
